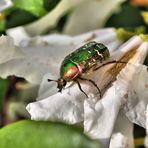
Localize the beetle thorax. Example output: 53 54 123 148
62 64 82 80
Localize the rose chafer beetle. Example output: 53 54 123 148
48 41 124 97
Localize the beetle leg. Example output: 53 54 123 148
94 60 127 71
74 79 88 98
78 77 101 98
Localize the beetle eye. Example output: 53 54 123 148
63 80 66 86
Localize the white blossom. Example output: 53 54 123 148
0 29 147 147
26 35 148 147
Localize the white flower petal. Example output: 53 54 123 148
82 37 147 142
144 105 148 147
26 84 87 123
83 64 146 146
24 0 84 36
6 26 30 46
118 41 148 128
146 105 148 134
109 111 134 148
37 73 58 100
0 36 24 64
63 0 124 35
110 133 129 148
110 35 143 60
0 36 75 84
0 52 61 84
83 88 124 147
73 28 120 52
122 64 148 127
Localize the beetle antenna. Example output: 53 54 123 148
48 79 57 82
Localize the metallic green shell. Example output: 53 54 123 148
60 41 109 79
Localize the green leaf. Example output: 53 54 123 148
43 0 61 12
0 20 5 32
105 2 147 30
0 78 9 111
13 0 47 17
6 9 37 28
115 27 146 42
0 120 101 148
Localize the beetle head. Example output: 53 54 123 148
57 78 66 92
48 78 66 92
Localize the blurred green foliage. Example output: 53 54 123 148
105 1 148 32
6 9 37 28
115 27 146 42
0 0 61 32
0 78 9 112
13 0 61 17
43 0 61 12
0 20 5 32
0 120 101 148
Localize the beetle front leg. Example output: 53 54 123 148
74 79 88 98
78 77 102 98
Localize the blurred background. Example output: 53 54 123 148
0 0 148 148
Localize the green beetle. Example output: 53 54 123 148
48 41 112 97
